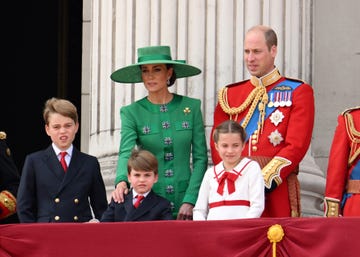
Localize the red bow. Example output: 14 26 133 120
217 172 240 195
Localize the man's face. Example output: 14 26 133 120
244 30 277 78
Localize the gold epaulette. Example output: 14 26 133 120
0 190 17 219
341 106 360 116
343 108 360 165
0 131 6 140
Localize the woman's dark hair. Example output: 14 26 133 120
166 64 177 87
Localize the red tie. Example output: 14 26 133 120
134 195 145 208
60 152 68 172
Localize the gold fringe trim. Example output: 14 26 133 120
217 68 281 136
218 86 267 132
344 112 360 165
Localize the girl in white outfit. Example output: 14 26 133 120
193 120 264 220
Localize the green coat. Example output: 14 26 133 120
115 94 208 217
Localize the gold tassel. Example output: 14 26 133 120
267 224 284 257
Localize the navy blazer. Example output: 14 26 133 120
17 146 108 223
100 189 173 222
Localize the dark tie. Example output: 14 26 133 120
60 152 68 172
134 195 145 208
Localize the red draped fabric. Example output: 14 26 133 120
0 217 359 257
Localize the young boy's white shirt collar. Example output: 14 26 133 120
52 143 73 156
52 143 73 164
132 188 150 199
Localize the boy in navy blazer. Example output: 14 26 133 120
17 97 108 222
100 148 173 222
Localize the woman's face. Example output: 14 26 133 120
141 64 173 93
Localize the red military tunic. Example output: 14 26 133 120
211 68 315 217
324 106 360 217
0 131 19 223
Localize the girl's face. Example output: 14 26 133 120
45 113 78 151
128 169 158 195
141 64 173 93
215 132 245 169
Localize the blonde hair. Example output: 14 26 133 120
43 97 78 125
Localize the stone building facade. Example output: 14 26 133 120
80 0 360 216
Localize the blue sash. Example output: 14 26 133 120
242 79 302 141
342 161 360 207
350 162 360 180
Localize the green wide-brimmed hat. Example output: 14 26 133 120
110 46 201 83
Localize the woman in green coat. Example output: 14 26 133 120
111 46 208 220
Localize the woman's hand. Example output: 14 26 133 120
176 203 194 220
111 181 129 203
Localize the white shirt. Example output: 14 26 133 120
132 189 150 205
193 157 265 220
52 143 73 167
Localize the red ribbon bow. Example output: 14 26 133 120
217 171 240 195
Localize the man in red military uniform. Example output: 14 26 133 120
0 131 20 223
211 25 315 217
324 106 360 217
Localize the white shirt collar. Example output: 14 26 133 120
132 189 150 199
52 143 73 157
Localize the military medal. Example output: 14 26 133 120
270 110 284 126
285 91 292 106
279 92 286 107
268 129 284 146
268 93 274 107
274 92 280 107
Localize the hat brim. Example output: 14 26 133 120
110 60 201 83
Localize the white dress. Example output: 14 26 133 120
193 157 264 220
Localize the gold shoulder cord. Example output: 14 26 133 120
218 86 268 132
344 112 360 165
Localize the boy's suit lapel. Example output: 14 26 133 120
43 146 65 182
43 146 81 194
129 190 157 221
123 191 137 221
